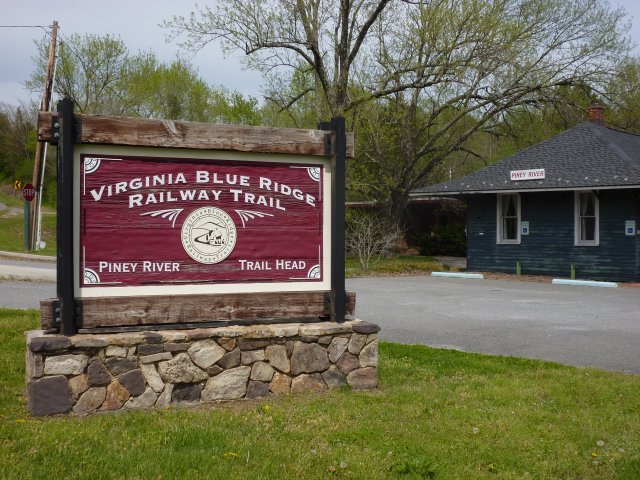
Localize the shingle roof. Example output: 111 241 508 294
411 122 640 196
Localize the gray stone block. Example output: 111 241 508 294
265 344 290 373
142 332 163 344
359 340 378 368
125 387 158 409
246 381 270 399
251 362 275 382
137 344 164 356
328 337 349 363
290 342 329 375
201 366 250 401
105 357 137 375
218 348 241 369
336 353 359 375
346 367 378 390
117 369 146 397
347 334 368 355
139 352 173 364
164 343 190 352
28 376 73 416
241 349 265 365
188 339 225 369
352 321 381 334
73 387 106 415
87 359 112 386
29 336 71 353
157 353 208 384
291 373 326 394
322 366 347 389
171 383 203 403
44 354 89 376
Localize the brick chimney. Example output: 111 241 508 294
587 104 605 124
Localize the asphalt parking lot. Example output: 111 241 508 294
2 257 639 373
347 275 640 373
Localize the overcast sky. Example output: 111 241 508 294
1 0 640 107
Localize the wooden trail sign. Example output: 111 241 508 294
40 100 353 335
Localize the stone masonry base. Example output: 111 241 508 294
25 320 380 416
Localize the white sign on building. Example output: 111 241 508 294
510 168 545 181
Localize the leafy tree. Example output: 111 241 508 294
603 57 640 133
27 33 130 115
120 55 213 121
167 0 630 226
0 102 38 182
27 32 263 124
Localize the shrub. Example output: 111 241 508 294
418 223 466 257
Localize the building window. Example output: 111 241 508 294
497 193 520 244
575 191 599 246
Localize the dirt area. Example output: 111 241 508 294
0 202 22 218
477 271 640 289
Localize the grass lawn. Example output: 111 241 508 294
0 191 56 256
1 309 639 479
346 255 449 277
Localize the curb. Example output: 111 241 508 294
0 251 56 263
552 279 618 288
431 272 484 280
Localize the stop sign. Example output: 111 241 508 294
23 183 36 202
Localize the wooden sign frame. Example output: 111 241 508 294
39 99 354 335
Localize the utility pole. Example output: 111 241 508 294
30 20 58 250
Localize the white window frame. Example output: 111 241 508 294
574 191 599 246
496 193 521 244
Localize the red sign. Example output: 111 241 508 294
23 183 35 202
79 154 326 292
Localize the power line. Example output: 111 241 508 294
0 24 51 28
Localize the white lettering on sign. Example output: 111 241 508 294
510 169 545 181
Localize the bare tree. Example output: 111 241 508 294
167 0 630 225
346 212 403 270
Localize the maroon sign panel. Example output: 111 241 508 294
80 154 324 288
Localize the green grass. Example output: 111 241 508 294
346 255 449 277
0 190 56 256
2 309 639 479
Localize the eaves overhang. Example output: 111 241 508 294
410 183 640 197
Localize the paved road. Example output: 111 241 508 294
1 281 55 309
2 258 639 373
348 276 640 373
0 253 56 281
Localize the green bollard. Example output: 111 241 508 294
24 201 31 251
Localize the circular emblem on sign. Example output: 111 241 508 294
181 207 237 264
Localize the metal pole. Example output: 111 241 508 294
330 117 347 322
31 20 59 250
57 97 76 336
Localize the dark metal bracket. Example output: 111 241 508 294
56 98 77 336
319 118 347 323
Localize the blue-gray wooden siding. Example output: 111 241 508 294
465 189 640 282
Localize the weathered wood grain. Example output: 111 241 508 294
38 112 354 158
40 291 356 330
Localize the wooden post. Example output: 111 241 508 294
30 21 59 250
57 98 76 336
